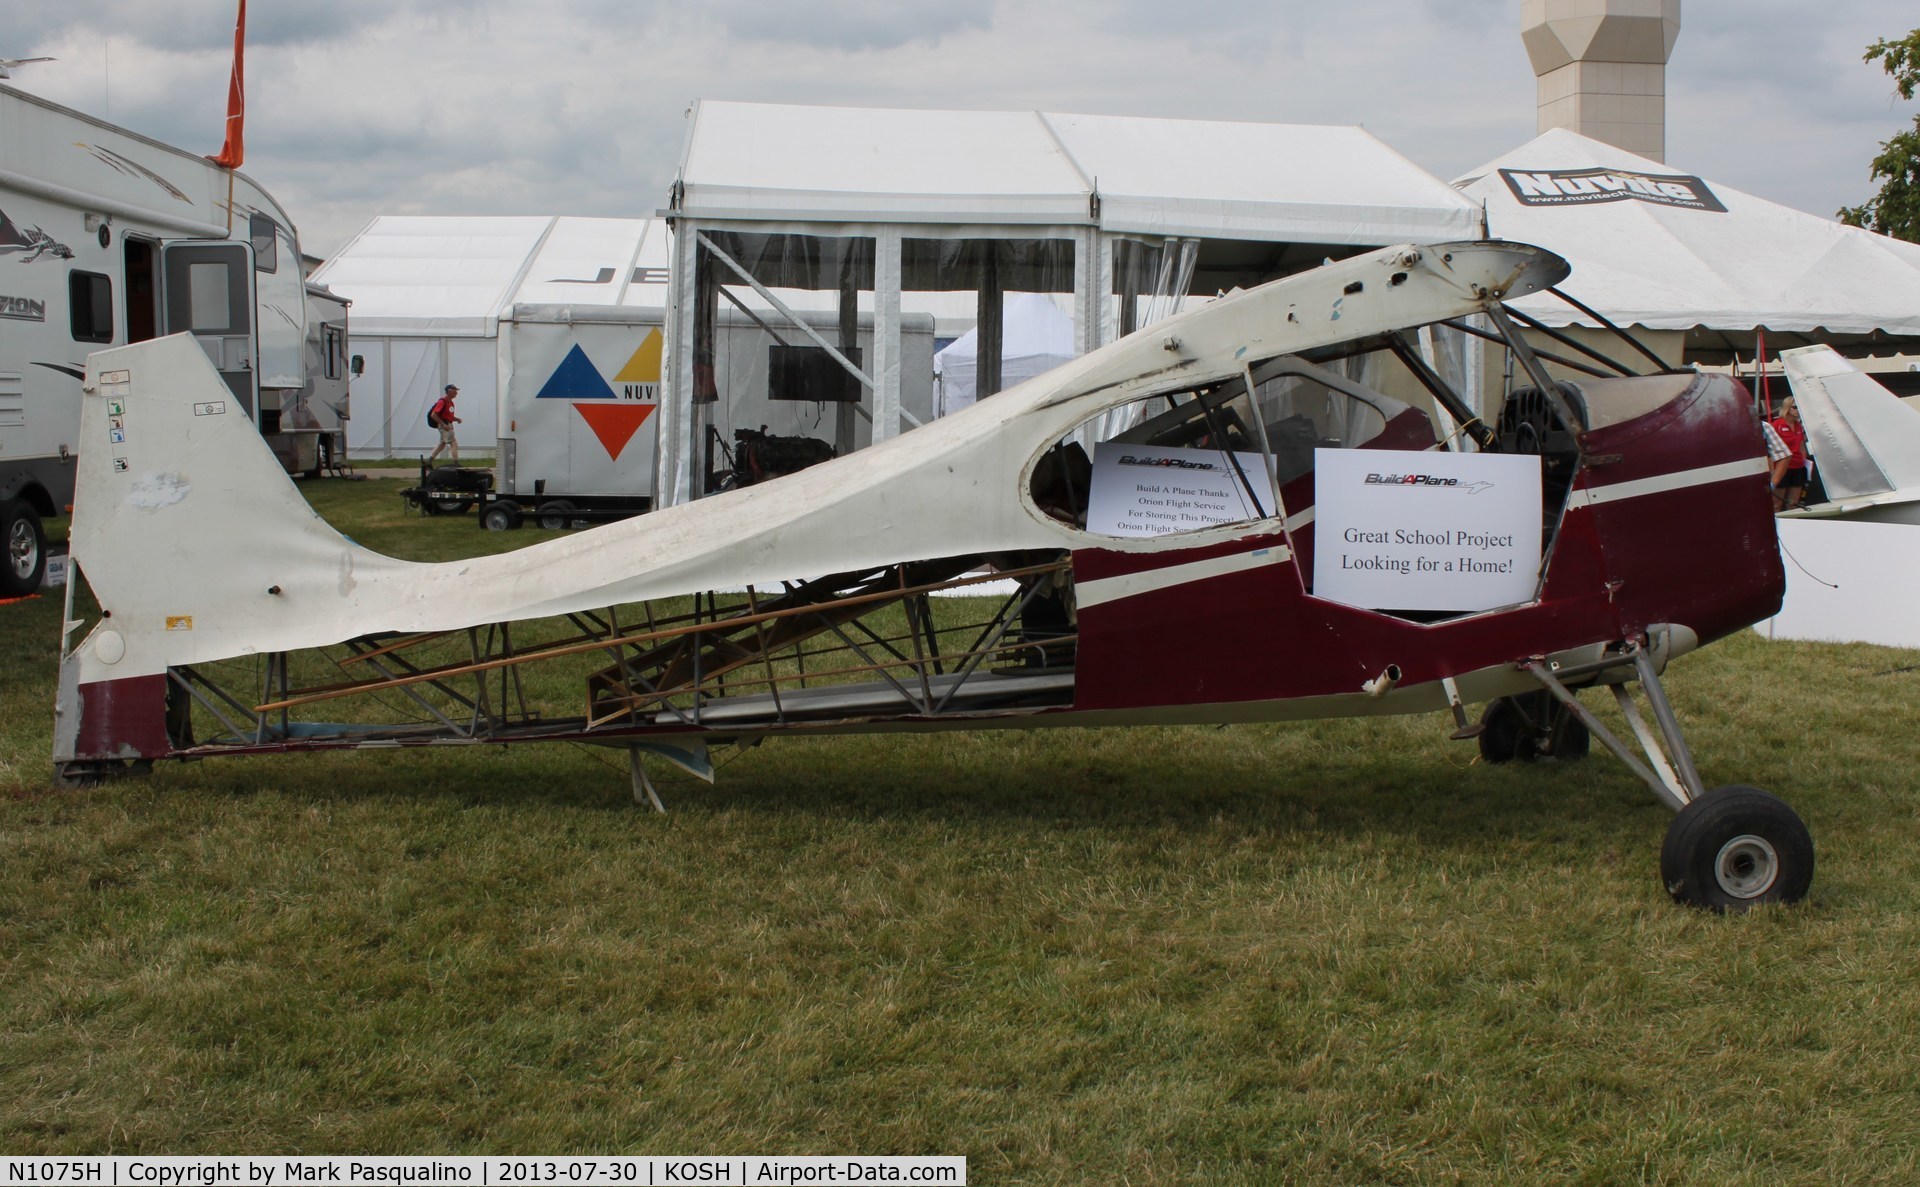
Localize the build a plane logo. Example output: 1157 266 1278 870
534 330 662 460
1499 167 1727 213
1362 473 1495 494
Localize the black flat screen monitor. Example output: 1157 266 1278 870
770 345 862 403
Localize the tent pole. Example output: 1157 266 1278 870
977 246 1003 399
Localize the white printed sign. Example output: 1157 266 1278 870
1086 442 1277 537
1311 448 1542 612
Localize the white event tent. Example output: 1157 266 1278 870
311 216 669 457
934 293 1076 416
658 100 1484 504
1457 130 1920 364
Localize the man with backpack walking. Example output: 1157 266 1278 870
427 384 462 464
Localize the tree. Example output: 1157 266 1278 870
1838 29 1920 242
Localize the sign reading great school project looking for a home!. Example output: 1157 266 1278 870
1085 442 1276 537
1312 448 1542 613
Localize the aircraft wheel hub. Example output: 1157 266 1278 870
1714 834 1779 899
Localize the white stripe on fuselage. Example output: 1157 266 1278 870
1566 456 1767 509
1077 544 1292 610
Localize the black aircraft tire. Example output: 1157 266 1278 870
1478 697 1531 763
1661 785 1813 911
1478 692 1589 764
1 499 46 598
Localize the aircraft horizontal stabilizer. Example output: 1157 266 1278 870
1782 345 1920 505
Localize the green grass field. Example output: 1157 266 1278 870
3 480 1919 1182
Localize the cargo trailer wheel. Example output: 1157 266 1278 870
537 500 577 531
1477 691 1589 763
482 503 521 532
1661 785 1813 911
1 499 46 598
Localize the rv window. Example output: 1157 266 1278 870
322 325 344 380
188 262 234 331
250 214 278 274
69 272 113 343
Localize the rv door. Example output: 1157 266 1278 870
161 242 259 418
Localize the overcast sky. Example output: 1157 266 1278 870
10 1 1918 259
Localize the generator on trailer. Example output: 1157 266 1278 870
0 82 330 595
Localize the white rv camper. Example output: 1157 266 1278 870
294 281 352 476
0 82 321 595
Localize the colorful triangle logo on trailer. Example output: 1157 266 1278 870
534 331 661 461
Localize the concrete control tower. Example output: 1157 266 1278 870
1522 0 1680 161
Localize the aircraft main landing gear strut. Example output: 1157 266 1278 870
1519 641 1813 911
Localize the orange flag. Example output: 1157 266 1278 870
209 0 246 168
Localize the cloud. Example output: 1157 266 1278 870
8 0 1918 257
700 0 993 51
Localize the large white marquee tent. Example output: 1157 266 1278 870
311 216 669 458
1457 129 1920 364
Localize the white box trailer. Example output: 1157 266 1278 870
0 82 322 594
487 303 934 529
493 304 666 526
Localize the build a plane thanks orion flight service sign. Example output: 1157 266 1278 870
1312 448 1542 613
1085 443 1277 537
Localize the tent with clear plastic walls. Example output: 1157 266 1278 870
657 101 1485 506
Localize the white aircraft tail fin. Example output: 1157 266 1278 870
68 334 410 680
1781 345 1920 502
